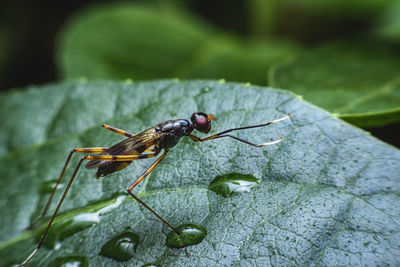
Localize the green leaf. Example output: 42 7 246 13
57 3 215 80
246 0 278 36
176 37 298 86
0 81 160 155
270 42 400 128
373 0 400 43
0 80 399 266
57 3 296 85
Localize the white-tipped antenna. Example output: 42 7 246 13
257 136 283 147
256 114 290 147
19 248 38 266
270 113 291 124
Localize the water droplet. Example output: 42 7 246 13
208 173 259 198
42 196 126 248
48 256 88 267
166 224 206 248
100 232 140 262
141 264 159 267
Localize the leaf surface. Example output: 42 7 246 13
0 80 399 266
271 42 400 128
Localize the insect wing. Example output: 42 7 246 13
85 127 163 169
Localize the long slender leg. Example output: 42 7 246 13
20 152 161 266
126 150 165 192
126 150 190 257
102 124 135 137
19 157 86 266
26 147 108 229
189 113 290 144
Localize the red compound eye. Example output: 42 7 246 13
194 116 210 132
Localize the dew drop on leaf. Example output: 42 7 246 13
208 173 259 198
166 224 206 248
100 232 139 262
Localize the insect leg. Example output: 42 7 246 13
20 156 88 267
27 147 108 229
126 150 190 257
126 149 163 191
20 151 159 266
189 113 290 144
102 124 136 137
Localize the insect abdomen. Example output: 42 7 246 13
95 161 132 178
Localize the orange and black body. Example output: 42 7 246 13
19 111 290 266
86 119 194 178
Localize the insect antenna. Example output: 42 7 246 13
188 113 290 146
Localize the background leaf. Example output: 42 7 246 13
57 4 214 80
0 80 399 266
56 3 297 86
270 42 400 128
373 0 400 43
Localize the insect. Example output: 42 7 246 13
19 111 290 266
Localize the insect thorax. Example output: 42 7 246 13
156 119 193 149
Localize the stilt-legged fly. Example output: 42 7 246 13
19 112 290 266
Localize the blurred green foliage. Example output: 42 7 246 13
57 3 298 85
374 0 400 43
56 1 400 128
271 42 400 128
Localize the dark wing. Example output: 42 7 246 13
85 127 165 169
